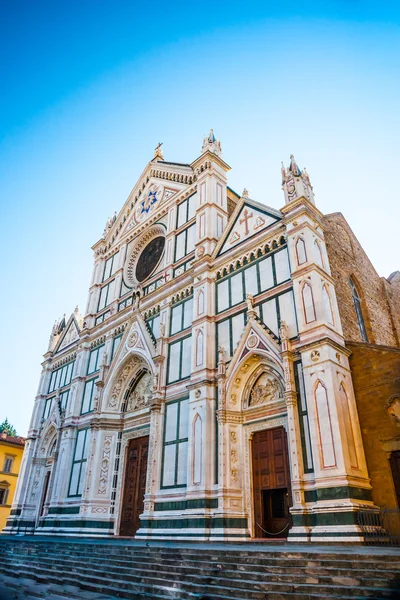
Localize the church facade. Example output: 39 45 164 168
4 132 400 542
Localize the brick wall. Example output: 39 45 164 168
383 272 400 346
323 212 398 347
348 342 400 509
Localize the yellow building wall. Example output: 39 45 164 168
0 438 25 531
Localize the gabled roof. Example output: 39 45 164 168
0 433 25 446
96 158 194 251
214 197 282 257
54 313 81 354
225 313 282 384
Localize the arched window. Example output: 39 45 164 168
314 239 324 268
296 238 307 265
349 278 368 342
301 282 316 323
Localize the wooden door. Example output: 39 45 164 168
252 427 292 538
119 436 149 536
390 450 400 508
39 471 51 518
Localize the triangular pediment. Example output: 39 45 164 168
99 159 195 250
225 315 282 382
216 198 282 257
54 315 80 354
107 312 157 380
117 179 182 239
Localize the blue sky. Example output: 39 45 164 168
1 1 399 435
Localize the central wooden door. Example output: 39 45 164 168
119 436 149 536
252 427 292 538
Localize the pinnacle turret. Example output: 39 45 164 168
281 154 314 205
201 129 222 157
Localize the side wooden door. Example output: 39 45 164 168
119 436 149 536
252 427 292 538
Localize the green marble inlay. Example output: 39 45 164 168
304 486 372 503
48 506 80 515
40 519 114 529
140 517 247 530
293 511 359 528
154 498 218 511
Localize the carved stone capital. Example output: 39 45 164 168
149 397 163 412
216 409 243 424
284 391 298 408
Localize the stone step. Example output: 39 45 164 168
3 549 399 583
0 575 119 600
3 544 400 571
4 541 400 564
0 561 396 599
2 540 400 600
5 552 398 582
2 554 397 589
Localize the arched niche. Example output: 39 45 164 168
226 351 285 413
104 352 154 412
39 424 58 458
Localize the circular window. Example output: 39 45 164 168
135 236 165 283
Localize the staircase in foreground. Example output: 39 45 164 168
1 538 400 599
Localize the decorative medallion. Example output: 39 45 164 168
310 350 320 362
128 330 139 348
247 334 259 349
287 178 297 201
134 184 162 223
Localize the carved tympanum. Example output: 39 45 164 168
126 371 153 412
108 357 140 408
249 373 280 407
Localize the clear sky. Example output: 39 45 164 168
1 1 399 435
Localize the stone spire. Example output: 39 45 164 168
281 154 315 205
289 154 301 176
201 129 222 157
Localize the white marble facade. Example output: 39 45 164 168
5 134 375 542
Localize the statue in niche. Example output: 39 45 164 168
249 373 280 407
386 395 400 424
126 372 153 412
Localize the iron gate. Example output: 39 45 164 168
358 508 400 546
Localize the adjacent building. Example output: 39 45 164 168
0 433 25 531
4 133 400 542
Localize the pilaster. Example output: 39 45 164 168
281 157 374 542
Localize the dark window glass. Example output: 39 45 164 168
136 237 165 282
350 278 368 342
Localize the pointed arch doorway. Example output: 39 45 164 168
119 435 149 536
119 369 152 537
252 426 292 539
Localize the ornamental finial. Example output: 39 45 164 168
153 142 164 160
